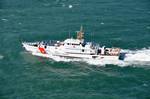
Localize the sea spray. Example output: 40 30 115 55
47 48 150 66
124 48 150 62
85 48 150 66
22 47 150 67
120 48 150 66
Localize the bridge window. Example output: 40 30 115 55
72 43 80 45
82 49 84 52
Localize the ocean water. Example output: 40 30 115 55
0 0 150 99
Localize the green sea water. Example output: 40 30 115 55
0 0 150 99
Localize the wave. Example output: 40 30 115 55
124 48 150 62
0 54 4 60
48 48 150 67
22 47 150 67
122 48 150 66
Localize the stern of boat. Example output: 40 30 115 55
119 52 126 60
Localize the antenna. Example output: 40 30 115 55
68 31 71 38
80 25 83 32
77 25 84 40
91 32 94 42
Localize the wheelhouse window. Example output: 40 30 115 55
82 49 84 52
72 43 80 45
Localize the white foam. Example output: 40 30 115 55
121 48 150 66
1 18 8 21
49 55 81 62
124 48 150 61
25 47 150 67
100 48 150 66
0 55 4 60
100 22 104 25
69 5 73 8
49 48 150 67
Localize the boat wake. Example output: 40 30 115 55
122 48 150 66
21 47 150 68
46 48 150 67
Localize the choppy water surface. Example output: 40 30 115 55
0 0 150 99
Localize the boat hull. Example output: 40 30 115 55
22 42 122 61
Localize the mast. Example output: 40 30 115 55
77 25 84 40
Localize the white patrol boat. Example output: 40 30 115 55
22 26 126 61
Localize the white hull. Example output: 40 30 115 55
22 43 121 61
22 26 125 62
